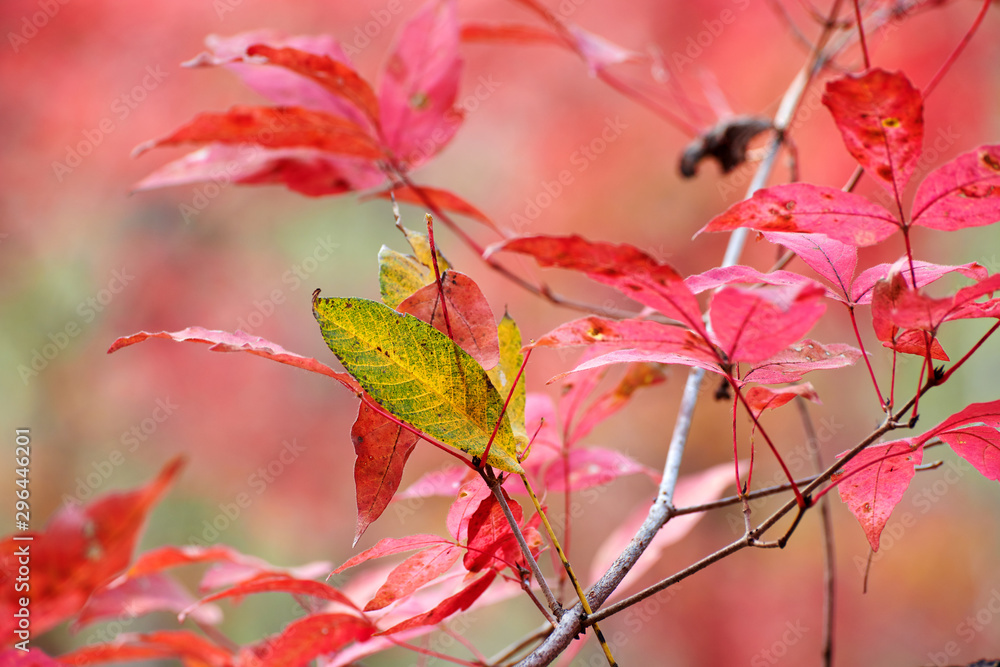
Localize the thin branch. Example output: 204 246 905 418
796 398 835 667
480 468 560 616
515 3 848 660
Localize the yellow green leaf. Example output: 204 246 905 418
402 225 451 272
378 245 430 309
313 295 524 474
487 311 527 445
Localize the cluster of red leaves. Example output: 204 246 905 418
10 1 1000 664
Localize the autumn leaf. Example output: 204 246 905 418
60 630 233 667
762 232 858 300
313 295 523 473
544 447 658 492
708 284 827 364
743 384 820 419
823 69 924 197
239 613 374 667
833 441 922 551
335 534 455 573
365 184 500 233
376 571 496 635
699 183 900 247
378 0 463 166
487 313 528 442
245 44 381 126
850 259 988 305
461 491 520 573
108 327 361 394
397 270 501 369
364 544 463 611
741 339 863 385
0 459 183 639
351 401 420 545
911 145 1000 230
490 235 706 334
133 106 383 160
183 575 360 619
72 573 219 631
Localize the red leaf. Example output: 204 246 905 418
823 69 924 195
108 327 361 394
544 447 657 492
397 270 500 369
532 316 717 364
364 544 463 611
73 573 219 631
743 384 820 419
741 339 863 385
699 183 900 247
185 31 365 121
60 630 232 667
445 478 493 543
709 284 827 364
870 269 1000 358
246 44 380 126
2 648 64 667
463 490 521 573
851 259 989 305
378 0 463 167
460 22 565 48
334 534 453 573
134 144 385 198
376 571 496 635
833 441 922 551
490 235 706 334
240 613 374 667
133 106 382 160
0 458 182 639
911 145 1000 230
186 575 359 618
763 232 858 299
917 400 1000 482
685 265 824 295
939 426 1000 483
365 184 499 233
553 348 721 382
351 401 420 545
567 363 667 444
125 544 329 588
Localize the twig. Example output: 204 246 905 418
515 3 848 661
480 468 561 616
796 398 835 667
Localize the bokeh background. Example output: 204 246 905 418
2 0 1000 664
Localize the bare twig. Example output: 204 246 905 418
797 398 836 667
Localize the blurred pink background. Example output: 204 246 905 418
2 0 1000 664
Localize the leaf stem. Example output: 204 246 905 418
425 213 455 341
847 305 885 408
